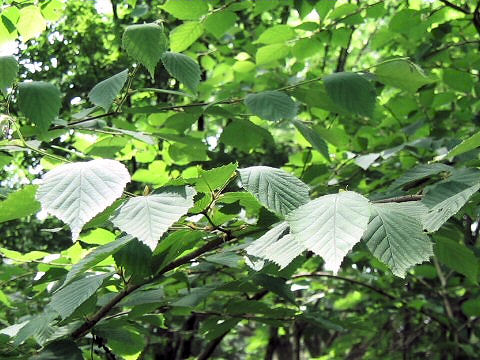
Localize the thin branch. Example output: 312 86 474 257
372 195 423 203
438 0 470 14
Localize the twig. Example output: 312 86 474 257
438 0 470 14
372 195 423 203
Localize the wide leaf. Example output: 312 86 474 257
161 52 201 93
238 166 309 216
36 159 130 240
244 91 297 121
88 69 129 111
287 191 370 273
112 186 196 250
0 55 18 95
0 185 40 223
292 120 330 161
375 59 433 92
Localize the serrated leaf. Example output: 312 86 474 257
255 43 290 65
390 163 453 189
196 163 238 193
36 159 130 241
246 221 289 259
18 81 61 132
245 91 297 122
14 311 57 346
375 59 433 92
114 238 152 278
170 21 204 53
0 56 18 95
324 72 376 117
112 186 196 250
256 25 296 44
363 203 433 277
0 185 40 223
204 11 237 39
31 340 83 360
422 181 480 232
238 166 309 216
265 234 306 269
435 237 478 283
61 235 133 289
292 120 330 161
88 69 129 111
161 52 201 93
122 23 167 77
50 273 111 319
287 191 370 273
162 0 208 20
447 131 480 158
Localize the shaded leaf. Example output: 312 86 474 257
88 69 129 111
245 91 297 122
0 185 40 223
375 59 433 92
161 52 201 93
0 55 18 95
292 120 330 161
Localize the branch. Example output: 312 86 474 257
372 195 423 203
438 0 470 14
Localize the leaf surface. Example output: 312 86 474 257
88 69 129 111
161 52 201 93
244 91 297 122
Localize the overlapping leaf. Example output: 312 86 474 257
0 55 18 95
88 69 129 111
244 91 297 121
161 52 201 93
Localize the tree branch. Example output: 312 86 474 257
438 0 470 14
372 195 423 203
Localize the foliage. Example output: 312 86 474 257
1 0 480 359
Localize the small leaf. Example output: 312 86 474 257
246 221 289 259
112 186 196 250
255 43 290 65
292 120 330 161
363 203 433 277
36 159 130 241
170 21 204 53
375 59 433 92
324 72 376 117
0 185 40 223
287 191 370 273
0 56 18 95
390 163 452 189
88 69 129 111
245 91 297 121
435 237 478 283
204 11 237 39
18 81 61 132
122 23 168 77
256 25 296 44
161 52 201 93
31 340 83 360
354 153 380 170
447 131 480 158
162 0 208 20
238 166 310 216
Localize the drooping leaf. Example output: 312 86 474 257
122 23 168 77
390 163 453 189
422 181 480 232
244 91 297 122
61 235 133 289
255 44 290 65
112 186 196 250
36 159 130 241
375 59 433 92
354 153 380 170
287 191 370 273
435 237 478 283
88 69 129 111
0 55 18 95
170 22 204 53
161 52 201 93
17 6 46 41
363 203 433 277
256 25 296 44
50 273 111 319
196 163 238 193
252 274 296 304
238 166 310 216
204 11 237 39
323 72 376 117
292 120 330 161
18 81 61 132
0 185 40 223
161 0 208 20
31 340 83 360
113 238 153 278
447 131 480 158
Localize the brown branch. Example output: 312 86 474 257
372 195 423 203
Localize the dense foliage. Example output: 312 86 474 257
1 0 480 359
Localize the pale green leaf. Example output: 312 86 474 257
246 221 289 259
0 185 40 223
88 69 129 111
14 311 57 346
50 273 111 319
447 131 480 158
162 0 208 20
256 43 290 65
238 166 310 216
324 72 376 117
112 186 196 250
245 91 297 122
375 59 433 92
170 22 204 53
265 234 306 269
161 52 201 93
17 6 46 41
435 237 478 283
354 153 380 170
36 159 130 241
292 120 330 161
18 81 61 132
122 23 167 77
204 11 237 39
287 191 370 273
196 163 238 192
256 25 296 44
0 56 18 95
364 203 433 277
390 163 453 189
423 181 480 232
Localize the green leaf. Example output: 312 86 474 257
354 153 380 170
170 21 204 53
324 72 376 117
204 11 237 39
17 6 46 41
14 311 57 346
390 163 453 189
50 273 111 319
442 68 473 93
112 186 196 250
461 298 480 317
61 235 133 289
422 181 480 233
122 23 168 77
435 237 478 283
287 191 370 273
161 52 201 93
252 274 296 304
0 185 40 223
246 221 289 259
292 120 330 161
374 59 433 92
93 319 147 356
245 91 297 122
256 25 296 44
220 119 273 152
114 238 153 278
173 286 216 307
18 81 61 132
264 234 306 269
36 159 130 241
31 340 83 360
0 55 18 95
196 163 238 192
162 0 208 20
363 203 433 277
238 166 310 216
256 43 290 65
88 69 129 111
447 131 480 158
